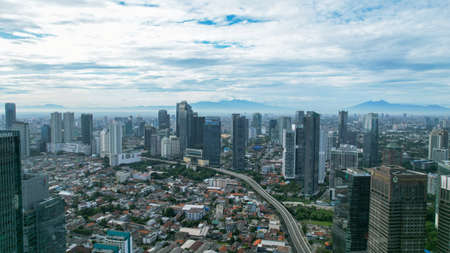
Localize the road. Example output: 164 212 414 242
144 157 312 253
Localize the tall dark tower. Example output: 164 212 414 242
363 113 379 167
295 110 304 126
5 103 16 130
232 114 247 170
338 110 348 147
176 101 193 153
252 113 262 135
81 113 93 145
332 169 371 253
303 111 320 196
0 131 23 253
190 113 205 149
203 117 221 166
367 166 427 253
158 109 170 130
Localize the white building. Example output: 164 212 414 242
11 121 30 159
63 112 75 143
116 171 131 183
282 129 296 179
431 148 449 162
182 204 206 221
109 121 123 155
161 136 180 160
100 128 110 158
94 230 133 253
50 112 63 146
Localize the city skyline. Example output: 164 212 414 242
1 1 450 111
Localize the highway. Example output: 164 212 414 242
144 157 312 253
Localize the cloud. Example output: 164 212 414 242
0 0 449 111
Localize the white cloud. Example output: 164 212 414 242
0 0 449 112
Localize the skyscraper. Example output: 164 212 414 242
282 129 296 179
81 113 93 145
268 119 278 143
332 169 371 253
63 112 75 143
428 128 448 161
319 129 328 184
190 113 205 149
176 101 193 153
437 175 450 252
295 110 304 127
109 121 123 156
158 109 170 130
203 117 221 166
5 103 16 129
363 113 379 167
0 131 23 253
144 126 155 152
277 116 292 145
367 166 427 253
12 121 30 159
40 124 51 152
232 114 247 170
295 125 305 182
161 136 180 160
338 110 348 147
100 128 110 158
303 111 320 196
22 174 66 253
50 112 63 145
124 116 133 137
252 113 262 135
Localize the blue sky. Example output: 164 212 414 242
0 0 449 113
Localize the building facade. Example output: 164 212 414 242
332 169 371 253
5 103 16 130
63 112 75 143
12 121 30 159
81 113 93 145
282 129 296 179
437 175 450 252
203 117 221 166
367 166 427 253
232 114 247 170
0 131 23 253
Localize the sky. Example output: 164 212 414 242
0 0 449 113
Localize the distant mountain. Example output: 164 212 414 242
350 100 450 115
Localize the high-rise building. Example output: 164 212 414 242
295 110 304 127
367 166 427 253
232 114 247 170
100 128 110 158
190 113 205 149
303 111 320 196
330 145 359 171
176 101 193 153
437 175 450 252
338 110 348 147
161 136 180 160
144 126 155 152
382 142 403 166
319 129 328 184
124 116 133 137
5 102 16 129
363 113 379 167
332 169 371 253
428 128 449 161
203 117 221 166
268 119 278 143
0 131 23 253
282 129 296 179
158 110 170 130
431 148 449 162
22 174 65 253
63 112 75 143
109 121 123 156
40 124 51 152
41 124 51 143
12 121 30 159
252 113 262 135
277 116 292 145
81 113 93 145
50 112 63 145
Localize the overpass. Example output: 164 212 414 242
143 157 312 253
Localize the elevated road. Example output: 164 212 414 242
143 157 312 253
